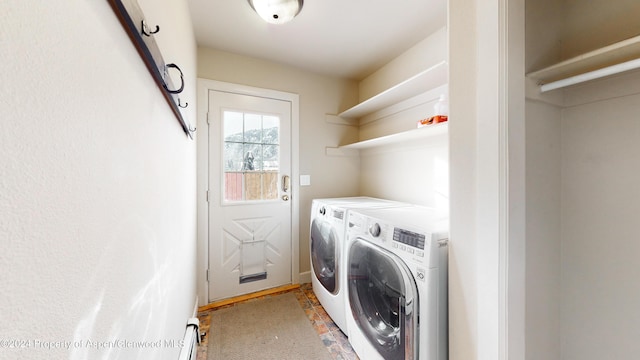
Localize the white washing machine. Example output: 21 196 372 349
345 206 448 360
309 197 409 334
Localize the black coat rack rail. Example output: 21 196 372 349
107 0 195 138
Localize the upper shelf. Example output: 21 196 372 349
339 61 448 119
527 35 640 92
340 122 448 150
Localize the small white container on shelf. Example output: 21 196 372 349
434 93 449 116
417 93 449 128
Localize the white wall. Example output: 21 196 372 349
560 72 640 360
524 2 564 358
359 134 449 211
448 0 479 357
524 0 564 73
525 100 562 360
0 1 197 359
196 48 360 295
561 0 640 60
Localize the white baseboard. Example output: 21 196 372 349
299 271 311 284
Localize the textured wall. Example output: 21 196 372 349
0 1 197 359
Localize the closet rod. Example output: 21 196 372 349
540 57 640 92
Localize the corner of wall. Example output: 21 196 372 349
358 26 448 102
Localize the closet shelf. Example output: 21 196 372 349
527 34 640 92
339 122 448 150
339 61 448 119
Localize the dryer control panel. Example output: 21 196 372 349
393 228 426 250
392 227 427 259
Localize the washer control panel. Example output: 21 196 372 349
332 208 345 220
392 227 426 257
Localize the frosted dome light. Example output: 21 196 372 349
248 0 303 24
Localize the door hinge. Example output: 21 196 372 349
206 112 210 125
206 269 210 282
206 190 209 202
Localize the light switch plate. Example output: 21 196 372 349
300 175 311 186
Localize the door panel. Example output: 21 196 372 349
209 90 292 301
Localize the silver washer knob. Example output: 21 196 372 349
369 223 381 237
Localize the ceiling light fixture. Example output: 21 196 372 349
248 0 303 24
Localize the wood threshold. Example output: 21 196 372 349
198 283 301 312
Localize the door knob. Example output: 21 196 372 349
282 195 290 201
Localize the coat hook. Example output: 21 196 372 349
178 98 188 108
163 63 184 94
141 20 160 37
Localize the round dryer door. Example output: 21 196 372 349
310 218 339 294
348 239 418 360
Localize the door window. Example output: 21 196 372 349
310 219 339 294
348 239 418 360
223 111 280 202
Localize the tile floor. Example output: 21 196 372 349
196 283 359 360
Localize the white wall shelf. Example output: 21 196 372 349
338 61 448 119
328 122 448 152
527 35 640 92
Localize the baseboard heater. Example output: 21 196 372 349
178 318 201 360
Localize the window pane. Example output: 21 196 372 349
244 172 261 200
224 172 243 201
262 171 278 200
244 114 262 143
224 143 244 171
223 111 243 142
263 145 279 171
242 143 262 171
263 116 279 144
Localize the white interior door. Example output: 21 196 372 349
208 90 292 302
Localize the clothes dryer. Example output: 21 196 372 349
345 206 448 360
309 197 409 334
